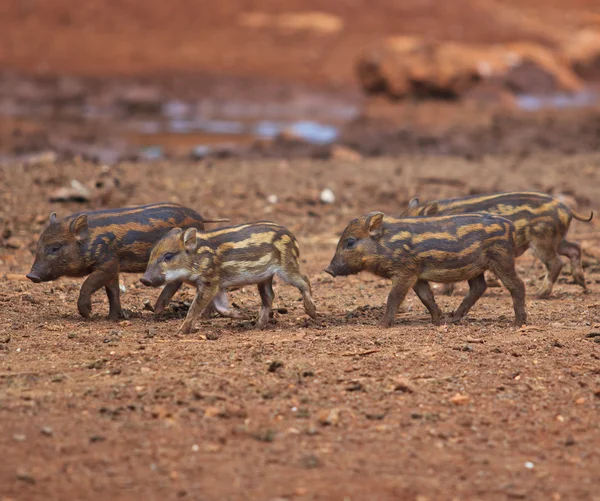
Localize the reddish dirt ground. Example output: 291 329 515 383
1 0 600 86
1 156 599 500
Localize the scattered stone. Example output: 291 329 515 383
49 179 91 203
300 454 321 469
206 332 219 341
143 300 155 312
330 144 362 163
16 471 36 485
317 408 341 426
393 377 414 393
87 359 107 370
4 237 24 249
13 434 26 442
449 393 470 406
41 427 53 436
365 410 387 420
145 328 156 338
267 360 284 373
252 428 276 442
90 435 106 443
276 307 288 314
319 188 335 204
345 382 363 392
267 194 279 204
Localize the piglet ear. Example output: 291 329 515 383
168 227 184 237
69 214 89 241
423 202 439 216
183 228 198 253
365 211 384 238
408 197 419 209
49 212 58 224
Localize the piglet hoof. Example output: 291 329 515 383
378 318 394 328
431 316 444 326
108 309 127 321
534 286 551 299
177 323 193 335
573 275 587 290
445 312 463 324
304 299 318 319
255 317 269 330
77 300 92 319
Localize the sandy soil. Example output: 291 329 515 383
1 155 599 500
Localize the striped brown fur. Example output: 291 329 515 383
405 191 594 297
141 222 317 334
27 203 228 320
326 212 527 327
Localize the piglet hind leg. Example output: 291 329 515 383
557 239 586 291
412 280 444 325
105 276 126 320
256 277 275 330
447 274 487 324
177 283 219 335
491 263 527 327
278 268 318 320
207 290 249 320
78 265 118 319
531 236 564 299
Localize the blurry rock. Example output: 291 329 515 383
4 237 24 249
49 179 91 203
89 166 133 207
449 393 470 406
49 167 133 207
319 188 335 204
118 86 162 115
317 408 341 426
239 11 343 34
561 30 600 79
21 151 57 166
54 77 86 106
330 144 362 163
357 37 583 101
190 145 212 160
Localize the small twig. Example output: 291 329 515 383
341 349 380 357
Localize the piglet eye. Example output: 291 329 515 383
48 244 62 254
345 238 357 249
163 252 175 262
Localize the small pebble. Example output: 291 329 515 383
319 188 335 204
524 461 534 469
267 194 278 204
41 427 53 436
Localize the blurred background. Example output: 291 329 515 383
0 0 599 163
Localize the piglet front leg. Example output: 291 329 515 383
177 282 219 335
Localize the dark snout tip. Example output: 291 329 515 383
140 277 153 287
324 266 336 277
26 273 42 283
